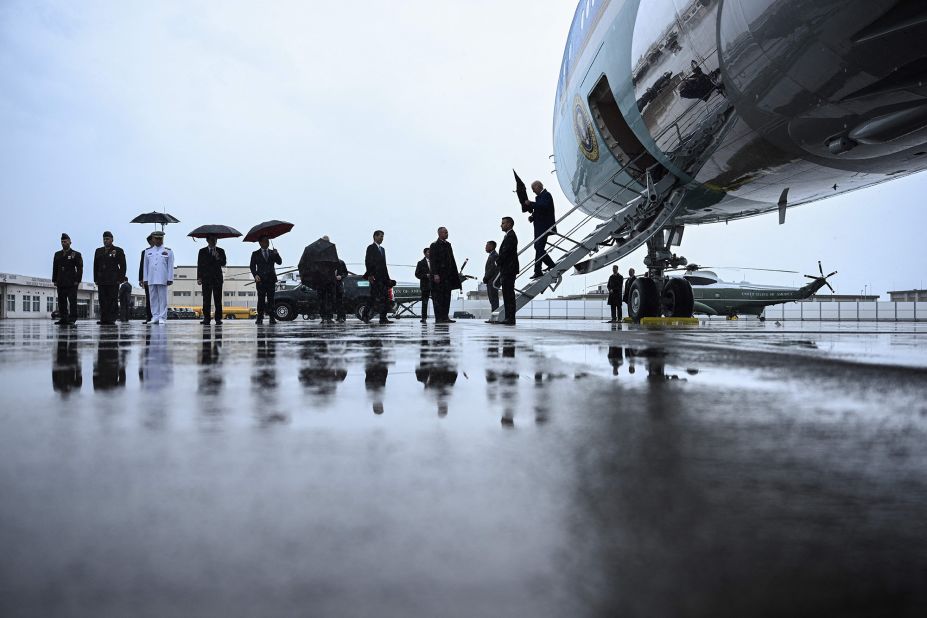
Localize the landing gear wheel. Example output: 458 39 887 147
629 278 660 321
660 278 695 317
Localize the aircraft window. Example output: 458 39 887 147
588 75 659 182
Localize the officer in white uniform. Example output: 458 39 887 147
142 230 174 324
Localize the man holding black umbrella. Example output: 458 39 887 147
94 231 126 325
250 237 282 325
198 235 227 325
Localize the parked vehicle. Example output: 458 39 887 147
273 276 423 321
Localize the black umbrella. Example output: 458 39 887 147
188 224 242 239
243 220 294 242
131 211 180 231
301 238 339 263
514 170 530 212
298 238 339 284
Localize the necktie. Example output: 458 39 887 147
263 249 268 260
379 246 384 257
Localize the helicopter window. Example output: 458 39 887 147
684 276 716 286
588 75 660 181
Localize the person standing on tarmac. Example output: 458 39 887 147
250 236 282 325
118 277 133 323
430 227 462 323
142 231 174 324
483 240 500 313
52 233 83 325
624 267 637 316
93 231 126 325
197 235 227 325
414 247 432 323
334 259 349 323
138 234 154 323
364 230 394 324
495 217 519 325
607 265 624 323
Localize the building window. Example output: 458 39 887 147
33 296 40 312
22 295 32 312
172 291 191 297
6 294 14 312
224 292 235 297
47 296 55 312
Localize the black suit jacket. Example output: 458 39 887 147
138 248 150 283
415 258 432 292
93 245 126 285
197 246 227 284
607 274 624 305
483 250 499 284
250 248 282 283
429 239 461 289
497 230 519 277
52 249 83 287
364 243 391 283
623 275 637 303
528 190 556 235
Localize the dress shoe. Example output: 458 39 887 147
54 320 66 325
214 320 222 325
201 320 211 325
269 318 277 324
445 318 456 323
530 272 543 280
256 319 264 325
379 319 394 324
500 320 516 325
420 319 427 323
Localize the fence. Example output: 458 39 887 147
444 299 927 322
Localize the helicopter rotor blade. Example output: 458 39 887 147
825 281 835 293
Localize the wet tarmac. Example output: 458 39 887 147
1 319 926 617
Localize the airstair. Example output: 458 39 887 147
489 91 731 322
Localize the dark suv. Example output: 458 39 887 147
273 275 395 321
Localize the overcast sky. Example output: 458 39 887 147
2 0 925 297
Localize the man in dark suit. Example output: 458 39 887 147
483 240 500 313
250 237 282 325
93 231 126 325
364 230 394 324
496 217 519 325
197 235 227 325
52 233 83 325
624 267 637 316
334 259 348 322
522 180 557 279
429 227 462 323
414 247 431 323
607 265 624 323
138 234 154 323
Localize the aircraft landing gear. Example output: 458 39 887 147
628 227 696 321
660 278 695 317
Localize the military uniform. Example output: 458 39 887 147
52 234 83 323
143 236 174 324
93 233 126 324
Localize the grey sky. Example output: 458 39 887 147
1 1 925 297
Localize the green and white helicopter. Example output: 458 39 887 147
670 262 838 320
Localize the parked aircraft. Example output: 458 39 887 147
502 0 927 322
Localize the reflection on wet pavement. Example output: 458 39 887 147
1 319 926 617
